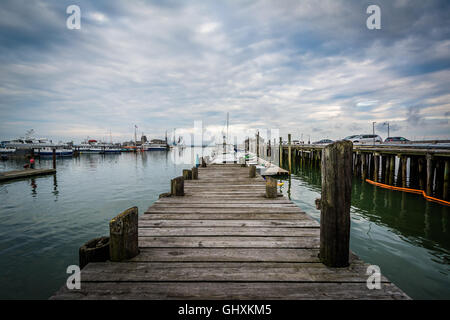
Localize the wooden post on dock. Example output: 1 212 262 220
320 140 352 267
171 176 184 196
444 160 449 201
183 169 192 180
426 154 434 196
288 134 292 174
191 167 198 180
265 177 277 198
109 207 139 262
279 137 283 167
249 165 256 178
201 157 207 167
52 148 56 169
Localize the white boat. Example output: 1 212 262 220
78 139 120 153
0 147 16 154
34 146 73 157
142 139 168 151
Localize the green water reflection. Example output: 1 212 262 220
281 165 450 299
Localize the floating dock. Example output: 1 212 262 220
51 164 408 300
0 168 56 182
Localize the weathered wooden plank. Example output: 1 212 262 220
138 227 319 237
156 199 293 204
129 248 322 262
145 207 306 214
139 219 320 227
151 203 299 208
140 213 309 220
139 236 319 248
78 261 389 282
51 282 409 300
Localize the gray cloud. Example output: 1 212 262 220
0 0 449 143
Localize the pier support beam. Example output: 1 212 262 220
444 160 449 201
109 207 139 262
374 153 380 182
320 140 352 267
288 134 292 174
400 155 407 188
418 156 426 190
389 156 395 185
265 177 278 198
361 153 367 180
426 154 434 196
171 176 184 196
279 137 283 167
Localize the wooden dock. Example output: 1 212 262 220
52 164 408 299
0 168 56 182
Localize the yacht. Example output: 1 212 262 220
142 139 168 151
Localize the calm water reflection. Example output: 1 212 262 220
0 148 204 299
281 166 450 299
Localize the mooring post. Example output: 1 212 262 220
319 140 352 267
288 134 292 174
201 157 207 167
249 164 256 178
52 148 56 169
183 169 192 180
426 154 434 196
109 207 139 262
171 176 184 196
265 177 277 198
191 166 198 180
444 160 449 201
79 236 110 269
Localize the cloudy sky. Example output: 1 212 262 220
0 0 449 143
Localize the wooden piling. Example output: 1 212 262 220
183 169 192 180
418 156 426 190
249 165 256 178
389 156 395 185
361 153 367 180
444 160 449 200
256 131 260 159
279 137 283 167
79 237 110 269
171 176 184 196
109 207 139 262
288 134 292 174
426 154 434 196
265 177 278 198
320 140 352 267
191 167 198 180
52 148 56 169
400 156 407 188
374 153 380 182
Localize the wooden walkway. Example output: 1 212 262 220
52 164 408 299
0 168 56 182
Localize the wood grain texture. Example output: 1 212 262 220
51 164 409 300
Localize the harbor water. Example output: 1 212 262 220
0 147 449 299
